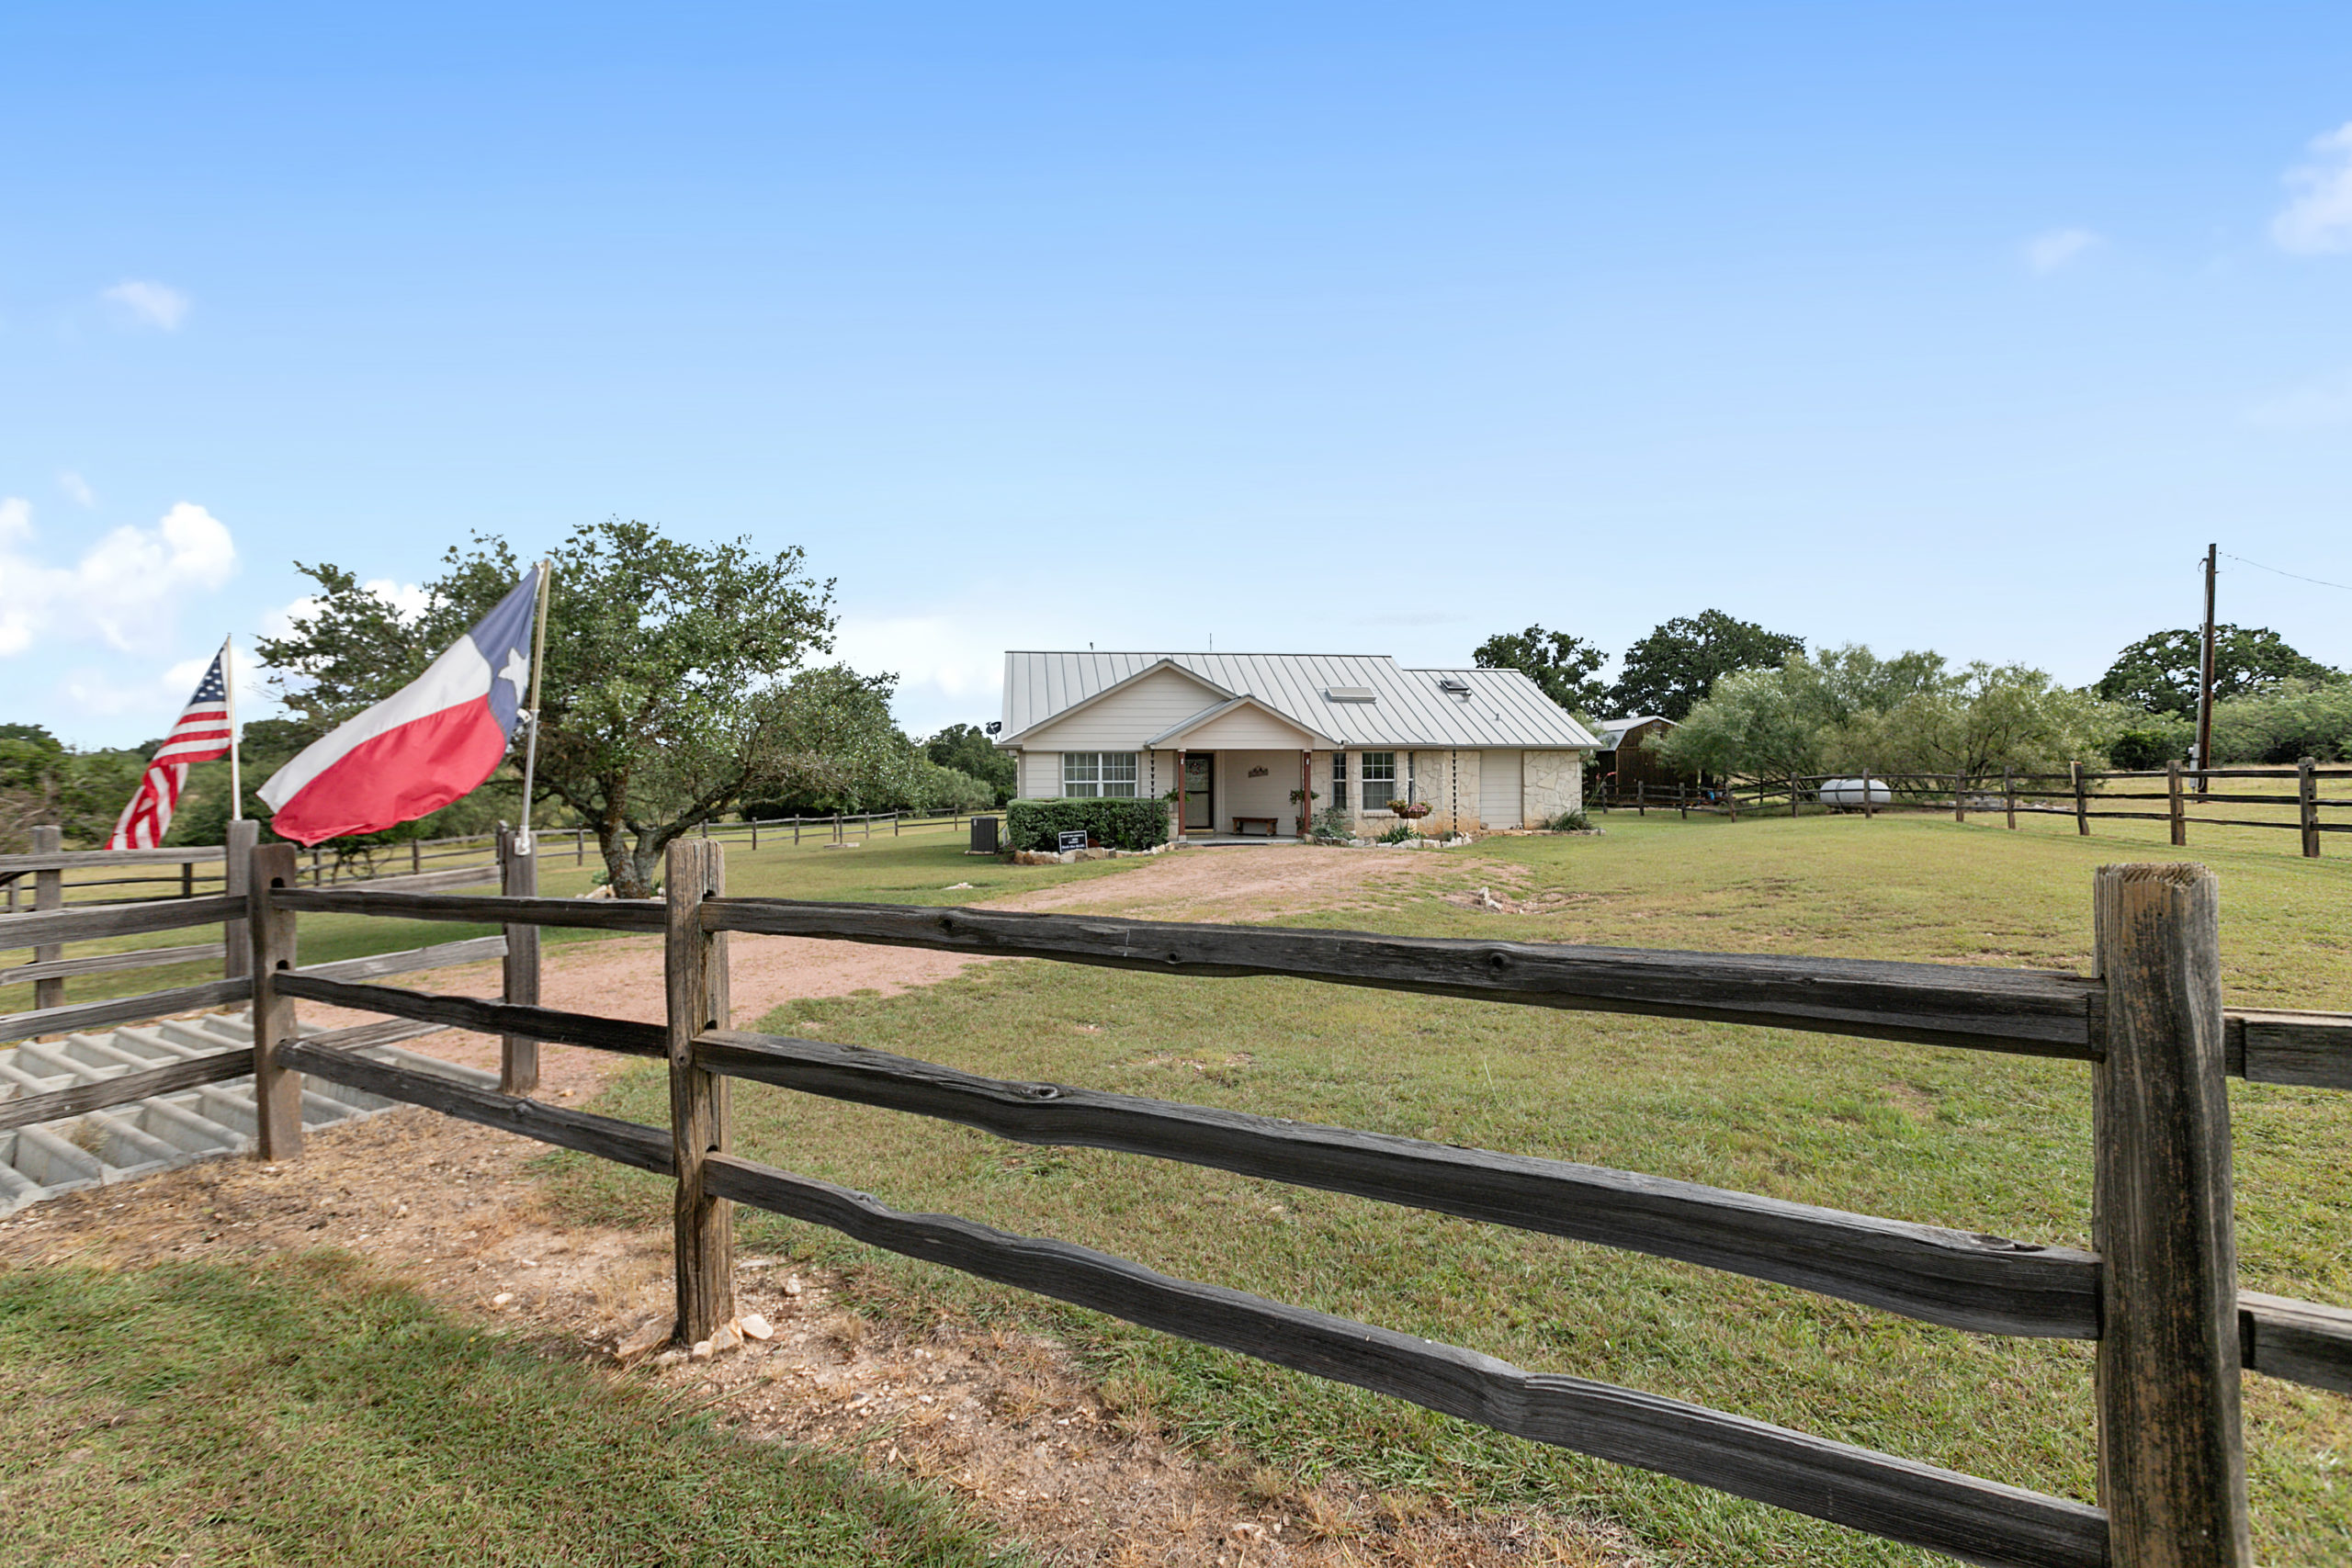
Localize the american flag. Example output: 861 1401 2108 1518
108 645 235 850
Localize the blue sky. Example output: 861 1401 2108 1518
7 4 2352 747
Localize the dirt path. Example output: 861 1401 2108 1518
7 841 1642 1566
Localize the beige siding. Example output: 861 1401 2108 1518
1018 750 1061 797
1182 705 1316 750
1479 750 1524 828
1019 666 1226 750
1220 750 1304 831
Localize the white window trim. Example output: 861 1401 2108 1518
1062 750 1139 798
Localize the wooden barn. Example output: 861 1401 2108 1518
1592 715 1690 794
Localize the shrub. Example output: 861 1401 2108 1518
1003 796 1171 852
1309 806 1354 842
2107 727 2183 771
1542 808 1593 832
1377 821 1418 844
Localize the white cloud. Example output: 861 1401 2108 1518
57 471 96 508
0 499 238 656
100 279 191 331
2247 367 2352 429
2024 228 2101 273
2272 123 2352 254
259 578 429 644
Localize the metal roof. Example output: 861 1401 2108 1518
1592 715 1674 750
1000 652 1600 750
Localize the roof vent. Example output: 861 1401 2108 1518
1437 677 1472 694
1324 685 1377 703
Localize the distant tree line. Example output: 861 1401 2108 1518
1472 609 2349 781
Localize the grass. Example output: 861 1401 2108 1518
3 818 1146 1016
0 1251 1014 1567
548 810 2352 1566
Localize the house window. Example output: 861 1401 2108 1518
1063 751 1138 797
1331 752 1349 811
1361 751 1396 810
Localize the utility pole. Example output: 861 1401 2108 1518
2195 544 2217 802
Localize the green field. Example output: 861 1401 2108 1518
546 812 2352 1565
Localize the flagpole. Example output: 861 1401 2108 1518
514 560 552 855
224 636 243 822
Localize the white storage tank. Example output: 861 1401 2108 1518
1818 777 1894 808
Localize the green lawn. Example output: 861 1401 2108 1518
549 812 2352 1566
0 1252 1012 1567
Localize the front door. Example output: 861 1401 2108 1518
1181 752 1213 831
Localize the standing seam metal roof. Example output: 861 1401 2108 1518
1000 652 1600 750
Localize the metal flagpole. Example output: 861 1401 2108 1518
224 635 243 820
514 560 552 854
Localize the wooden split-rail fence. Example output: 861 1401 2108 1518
1597 761 2352 859
5 840 2349 1563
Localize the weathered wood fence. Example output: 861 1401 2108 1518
1597 762 2352 859
191 840 2350 1566
0 823 546 1122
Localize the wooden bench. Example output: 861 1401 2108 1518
1231 817 1282 837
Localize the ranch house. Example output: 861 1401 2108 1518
995 650 1599 839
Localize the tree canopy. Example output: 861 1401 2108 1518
1659 646 2113 782
1470 626 1611 716
2095 625 2336 718
923 723 1017 807
256 517 842 897
1607 610 1805 721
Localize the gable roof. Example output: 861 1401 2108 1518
1142 694 1333 749
1000 651 1600 750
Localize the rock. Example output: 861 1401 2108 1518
820 842 860 851
581 885 615 900
738 1313 775 1341
613 1317 675 1364
652 1348 685 1367
944 882 974 890
707 1322 741 1353
1075 847 1114 862
784 1274 804 1296
491 1292 514 1306
690 1338 715 1359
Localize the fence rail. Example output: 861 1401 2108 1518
1596 761 2352 862
199 841 2351 1568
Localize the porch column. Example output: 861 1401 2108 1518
1300 751 1311 837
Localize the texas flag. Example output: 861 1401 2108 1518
260 575 539 845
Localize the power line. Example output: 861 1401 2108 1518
2218 550 2352 594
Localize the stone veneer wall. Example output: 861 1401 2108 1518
1521 750 1584 823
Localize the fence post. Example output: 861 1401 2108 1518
1953 773 1966 824
2091 863 2250 1565
2005 766 2018 831
751 819 759 852
30 825 63 1012
248 842 304 1160
664 838 733 1346
2167 761 2188 848
500 829 541 1095
2299 758 2321 859
1636 781 1645 817
222 819 258 980
575 827 585 865
1863 767 1875 819
2075 762 2090 836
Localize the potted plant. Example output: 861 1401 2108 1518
1388 796 1431 820
1288 786 1317 834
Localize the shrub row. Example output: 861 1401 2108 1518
1003 796 1171 852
